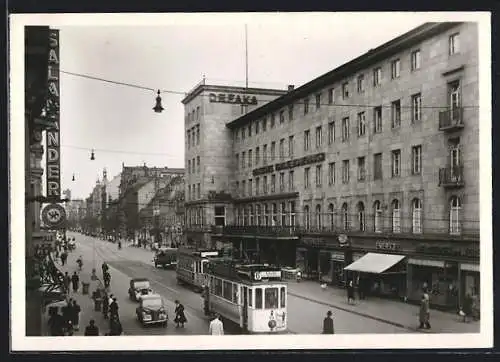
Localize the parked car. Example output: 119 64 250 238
128 278 153 302
154 247 178 269
136 294 168 326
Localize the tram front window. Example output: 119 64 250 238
280 287 286 308
255 288 263 309
265 288 279 309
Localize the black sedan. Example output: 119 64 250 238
136 294 168 326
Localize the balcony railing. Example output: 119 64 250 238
438 107 464 132
439 166 465 188
211 225 299 237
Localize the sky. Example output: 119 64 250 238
41 13 462 199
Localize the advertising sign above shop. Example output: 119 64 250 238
209 93 258 105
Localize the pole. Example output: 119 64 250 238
245 24 248 89
93 236 96 271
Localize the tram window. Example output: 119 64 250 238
233 284 239 303
215 278 223 296
248 288 253 307
265 288 279 309
201 260 208 273
223 281 232 300
280 287 286 308
255 288 263 309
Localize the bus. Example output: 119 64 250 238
176 247 219 292
204 259 288 334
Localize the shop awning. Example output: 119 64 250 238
344 253 406 274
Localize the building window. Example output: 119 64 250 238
341 203 349 231
341 117 349 142
357 112 366 137
304 205 311 229
280 202 286 226
242 180 246 197
411 49 421 71
272 203 277 226
248 124 252 137
279 138 285 160
328 162 335 185
249 205 254 225
241 151 246 169
391 59 401 79
357 157 366 181
357 202 365 231
373 200 382 233
187 160 191 174
271 141 276 160
412 198 422 234
412 145 422 175
214 206 226 226
304 130 310 151
262 118 267 132
342 82 349 99
256 177 260 195
315 93 321 109
241 127 246 140
197 156 200 173
316 204 322 229
373 153 382 180
255 146 260 165
248 149 253 168
263 144 268 165
255 120 260 134
304 98 309 115
392 199 401 233
288 135 294 158
373 106 382 133
279 172 285 192
357 74 365 93
373 67 382 86
263 175 268 194
328 121 335 144
289 201 296 226
256 204 261 225
449 32 460 55
328 88 334 104
450 196 462 235
235 154 239 170
391 149 401 177
328 203 335 230
271 174 276 193
288 104 294 121
187 130 191 149
315 164 322 187
342 160 350 184
288 170 294 191
270 113 276 128
188 185 191 201
304 167 310 189
264 204 270 226
448 80 461 116
410 93 422 124
279 110 285 124
196 125 200 145
248 179 253 196
315 126 322 148
197 183 201 199
235 181 239 196
391 100 401 128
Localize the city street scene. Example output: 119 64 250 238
14 12 491 350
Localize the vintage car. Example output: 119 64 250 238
136 294 168 326
154 247 178 269
128 278 153 302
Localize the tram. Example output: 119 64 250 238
205 259 288 334
176 247 220 292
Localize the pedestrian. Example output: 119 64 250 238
71 271 80 293
347 280 355 304
84 319 99 336
174 300 187 328
109 297 119 319
102 292 109 319
71 300 81 331
209 313 224 335
64 272 71 293
102 262 109 278
462 293 473 323
61 299 73 332
66 320 74 336
108 315 123 336
47 308 65 336
322 310 334 334
418 293 431 329
76 255 83 271
60 251 67 266
104 271 111 288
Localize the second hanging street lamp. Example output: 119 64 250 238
153 89 164 113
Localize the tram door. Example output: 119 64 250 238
242 286 249 333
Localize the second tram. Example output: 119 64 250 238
204 259 288 334
176 247 220 292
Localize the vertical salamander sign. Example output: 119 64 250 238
45 29 60 198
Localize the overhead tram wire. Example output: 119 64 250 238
60 69 479 110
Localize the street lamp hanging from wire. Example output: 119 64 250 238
153 90 164 113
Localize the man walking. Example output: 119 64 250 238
109 297 119 319
71 300 81 331
418 293 431 329
322 310 334 334
71 271 80 293
209 313 224 335
64 272 71 294
60 251 68 266
84 320 99 336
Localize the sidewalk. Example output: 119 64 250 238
287 280 480 334
42 250 118 336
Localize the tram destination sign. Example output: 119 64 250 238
253 270 282 281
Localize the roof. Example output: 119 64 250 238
141 294 162 300
226 22 462 129
131 278 149 282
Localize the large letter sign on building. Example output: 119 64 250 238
45 29 61 199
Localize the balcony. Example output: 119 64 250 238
439 166 465 188
211 225 299 238
439 107 464 132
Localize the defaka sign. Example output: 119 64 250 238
45 29 61 199
209 93 258 105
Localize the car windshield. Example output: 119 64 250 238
142 298 162 309
134 281 150 289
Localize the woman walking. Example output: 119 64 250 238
174 300 187 328
418 293 431 329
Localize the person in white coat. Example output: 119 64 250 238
209 314 224 335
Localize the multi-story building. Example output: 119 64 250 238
182 22 480 310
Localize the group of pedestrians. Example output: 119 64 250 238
47 299 81 336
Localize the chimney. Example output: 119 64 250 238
287 85 295 92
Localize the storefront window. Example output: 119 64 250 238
280 287 286 307
255 288 262 309
265 288 279 309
